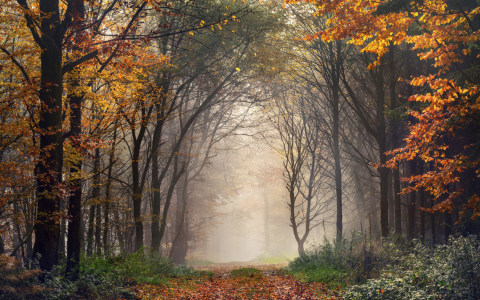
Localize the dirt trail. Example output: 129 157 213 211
133 262 343 299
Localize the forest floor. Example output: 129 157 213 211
130 262 343 299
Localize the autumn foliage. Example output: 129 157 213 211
286 0 480 221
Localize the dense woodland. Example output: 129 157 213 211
1 0 480 298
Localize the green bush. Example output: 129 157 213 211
288 231 397 287
344 235 480 300
8 249 205 300
78 250 201 286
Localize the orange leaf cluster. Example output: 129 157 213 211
286 0 480 220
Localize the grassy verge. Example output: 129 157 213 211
231 267 263 279
286 233 480 300
288 231 395 289
255 253 297 264
0 250 210 300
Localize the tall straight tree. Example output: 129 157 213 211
288 7 346 239
15 0 99 271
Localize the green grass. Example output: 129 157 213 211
185 257 216 265
231 267 263 279
290 265 350 286
255 253 297 264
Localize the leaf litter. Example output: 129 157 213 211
130 263 343 299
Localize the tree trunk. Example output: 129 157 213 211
59 200 66 258
353 169 366 231
388 170 395 230
114 204 125 252
86 203 96 256
65 0 85 275
388 43 402 236
171 175 188 265
375 62 389 237
150 98 167 252
332 42 343 240
444 195 452 243
91 148 101 255
132 158 143 252
418 161 425 241
297 240 305 254
407 159 416 240
32 0 65 271
104 127 116 255
158 157 185 249
431 199 436 244
95 202 102 255
263 189 270 253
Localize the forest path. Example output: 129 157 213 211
132 262 342 299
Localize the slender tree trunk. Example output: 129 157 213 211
444 191 452 243
407 159 416 240
263 189 270 253
104 128 116 255
158 157 185 247
114 204 125 252
387 170 395 230
95 203 102 255
418 161 425 241
150 98 167 251
13 201 22 260
91 148 101 255
431 203 436 244
171 174 188 264
59 200 66 258
353 169 366 231
332 42 343 240
86 203 96 256
332 85 342 240
375 62 389 237
25 217 33 268
132 158 143 252
389 43 402 235
66 89 83 277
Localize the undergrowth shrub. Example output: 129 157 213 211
344 235 480 300
77 250 201 292
1 249 205 300
0 254 43 300
288 231 400 287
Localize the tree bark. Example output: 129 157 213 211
332 42 343 240
418 161 425 241
103 127 116 255
171 174 188 264
86 202 96 256
387 170 395 230
31 0 65 272
407 159 416 240
375 62 389 237
388 42 402 235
